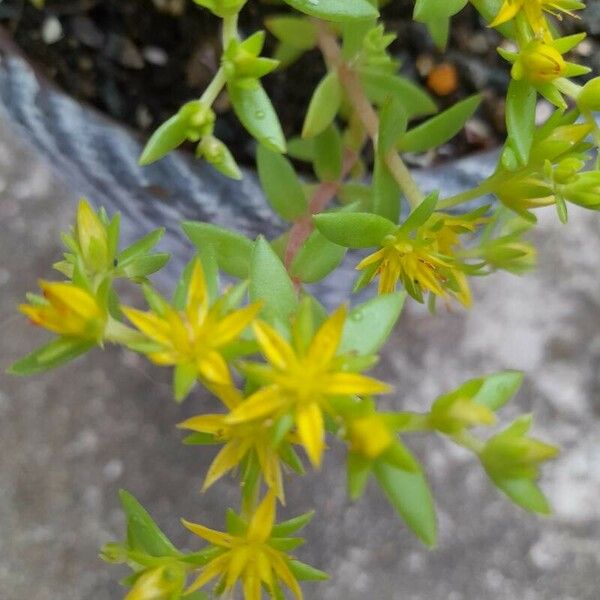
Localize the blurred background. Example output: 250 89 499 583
1 113 599 598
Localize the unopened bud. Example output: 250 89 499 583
577 76 600 111
513 41 566 84
193 0 247 18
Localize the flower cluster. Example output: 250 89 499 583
13 0 600 597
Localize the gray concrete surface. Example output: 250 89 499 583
1 115 599 600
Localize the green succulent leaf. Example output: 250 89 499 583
314 212 397 247
266 16 318 50
347 452 373 500
302 72 343 138
282 0 378 22
118 229 165 267
250 236 298 321
340 292 406 355
397 191 439 235
139 114 188 165
257 144 308 220
414 0 468 21
291 230 347 283
8 337 95 376
313 124 343 182
119 490 179 557
398 94 482 153
506 79 537 166
491 477 552 514
288 560 330 581
473 370 524 411
182 221 254 279
374 458 437 547
359 70 438 119
271 511 315 537
227 80 286 153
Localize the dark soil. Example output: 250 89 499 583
0 0 597 167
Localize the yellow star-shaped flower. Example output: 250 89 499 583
122 259 260 389
179 385 290 501
20 280 106 340
182 492 308 599
225 306 390 468
356 223 473 307
490 0 584 34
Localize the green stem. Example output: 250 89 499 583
451 430 485 455
389 412 430 433
199 67 227 106
222 13 239 46
438 178 498 210
104 317 148 347
554 77 582 100
316 22 424 209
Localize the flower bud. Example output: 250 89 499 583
513 41 566 84
197 135 242 180
222 32 279 81
349 414 394 459
178 101 215 142
76 198 110 271
125 565 186 600
481 416 558 480
563 171 600 209
193 0 247 18
577 76 600 111
20 281 106 340
552 156 585 185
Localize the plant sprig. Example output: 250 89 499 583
11 0 600 598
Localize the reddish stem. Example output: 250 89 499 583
284 148 359 272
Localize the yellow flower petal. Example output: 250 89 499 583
211 302 262 348
203 439 251 491
181 519 233 548
247 491 276 542
256 550 274 588
76 199 108 264
185 554 230 594
453 271 472 308
489 0 523 27
209 384 244 410
243 565 262 600
40 281 101 320
307 305 346 365
146 351 178 366
253 321 297 371
296 402 324 468
226 386 287 425
225 546 251 590
186 259 209 326
197 350 232 385
268 548 303 600
356 248 385 271
256 441 284 503
121 307 172 347
320 372 391 396
178 414 228 435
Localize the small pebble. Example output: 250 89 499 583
143 46 168 66
41 17 63 45
468 32 489 54
416 53 434 78
427 62 459 97
71 16 104 49
135 105 153 130
577 39 594 57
